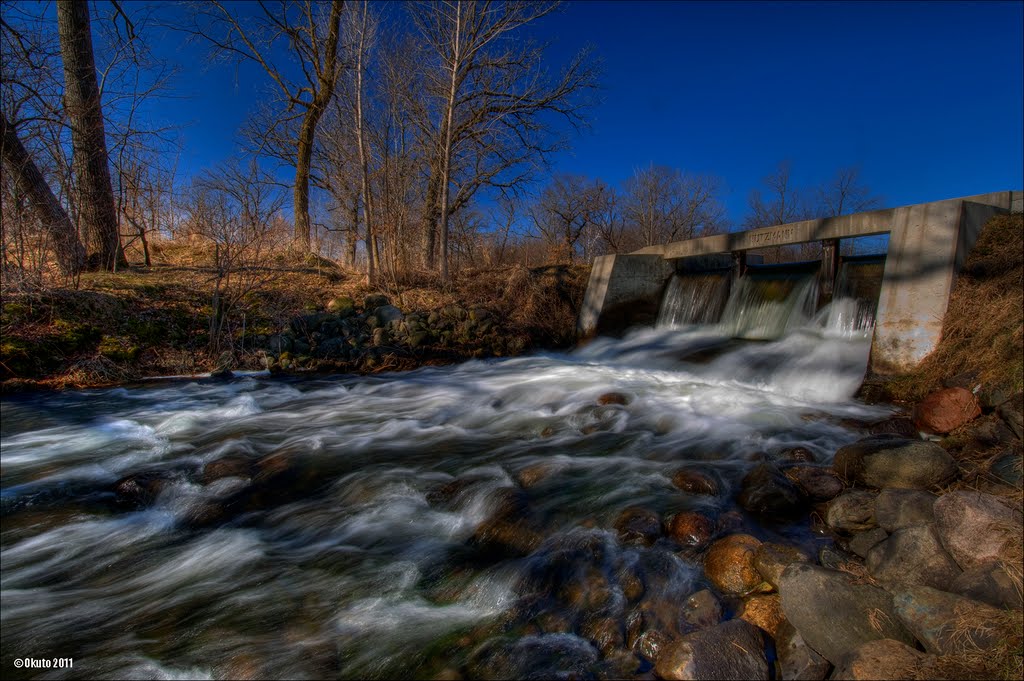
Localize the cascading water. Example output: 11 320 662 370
1 303 889 679
717 269 820 340
656 272 731 328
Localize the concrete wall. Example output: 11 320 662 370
577 254 673 337
578 190 1021 373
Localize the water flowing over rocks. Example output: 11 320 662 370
703 534 765 595
737 463 805 517
4 292 1022 680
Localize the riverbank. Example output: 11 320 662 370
0 251 590 392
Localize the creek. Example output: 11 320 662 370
1 277 889 678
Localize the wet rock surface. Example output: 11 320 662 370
704 534 764 595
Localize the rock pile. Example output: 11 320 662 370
263 295 522 373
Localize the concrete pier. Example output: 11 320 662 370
577 190 1021 373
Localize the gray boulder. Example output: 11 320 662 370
654 619 768 680
778 563 915 665
865 525 962 591
874 489 937 532
996 392 1023 440
830 639 939 681
833 436 956 489
847 527 888 559
892 585 1005 655
932 490 1024 571
737 464 805 516
375 304 404 325
774 620 830 681
784 465 845 501
949 560 1024 610
825 490 878 532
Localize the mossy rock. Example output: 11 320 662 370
0 338 35 378
51 319 101 354
99 335 141 363
327 296 356 317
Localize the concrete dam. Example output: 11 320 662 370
577 190 1022 374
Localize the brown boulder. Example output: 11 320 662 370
784 465 844 501
671 468 719 496
597 391 629 405
614 507 663 546
704 534 764 595
914 387 981 434
932 490 1024 571
739 593 785 638
667 511 715 548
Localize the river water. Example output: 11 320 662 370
0 300 888 679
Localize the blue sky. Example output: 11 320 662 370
147 0 1024 227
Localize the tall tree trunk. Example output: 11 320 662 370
56 0 125 271
353 1 376 287
293 114 317 251
1 112 86 276
291 0 344 252
435 2 462 284
421 169 439 270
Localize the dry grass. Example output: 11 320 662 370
836 559 882 588
883 213 1023 403
921 607 1024 681
2 240 591 388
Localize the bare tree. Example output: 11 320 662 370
743 160 814 229
621 164 726 246
187 158 286 352
56 0 125 270
410 0 598 281
187 0 344 251
815 165 882 217
529 174 609 263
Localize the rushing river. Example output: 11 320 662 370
1 303 888 680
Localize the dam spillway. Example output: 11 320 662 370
577 190 1022 373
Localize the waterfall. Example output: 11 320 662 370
657 272 730 327
825 255 886 333
718 270 820 340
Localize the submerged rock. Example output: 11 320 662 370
613 507 663 547
704 534 764 595
670 468 720 496
666 511 715 549
736 464 804 517
597 391 629 406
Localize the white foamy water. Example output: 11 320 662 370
1 303 889 678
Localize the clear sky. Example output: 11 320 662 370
148 0 1024 227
